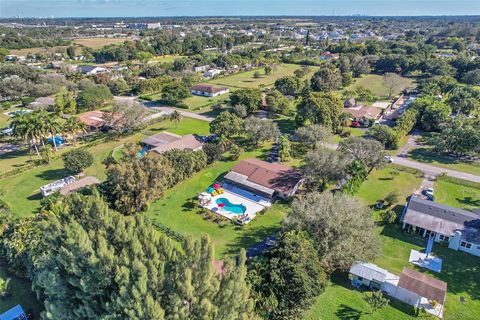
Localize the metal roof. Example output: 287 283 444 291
349 262 388 283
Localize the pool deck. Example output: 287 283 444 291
200 189 270 222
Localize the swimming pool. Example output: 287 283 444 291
216 198 246 215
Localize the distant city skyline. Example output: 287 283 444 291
1 0 480 18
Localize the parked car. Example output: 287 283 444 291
385 156 393 163
424 188 434 197
351 121 361 128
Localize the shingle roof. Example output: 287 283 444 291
79 111 106 128
229 158 302 193
151 134 203 154
141 132 182 148
398 268 447 303
402 197 480 244
191 83 228 94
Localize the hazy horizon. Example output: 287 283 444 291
1 0 480 18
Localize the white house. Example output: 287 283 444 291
203 69 223 78
78 65 107 75
401 196 480 257
194 65 210 72
190 83 229 97
349 262 447 318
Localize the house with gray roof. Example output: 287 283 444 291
401 196 480 257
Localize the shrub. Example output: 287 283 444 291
384 191 399 206
380 210 398 224
62 148 94 173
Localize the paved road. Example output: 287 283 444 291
392 156 480 183
324 142 480 184
144 102 214 123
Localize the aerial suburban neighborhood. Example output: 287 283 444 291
0 1 479 319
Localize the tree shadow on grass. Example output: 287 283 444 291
27 192 42 201
35 168 70 181
275 117 297 134
335 304 363 320
224 224 280 256
456 197 480 209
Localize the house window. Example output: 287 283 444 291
439 235 450 241
460 241 472 249
357 276 363 281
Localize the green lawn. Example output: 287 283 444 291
0 118 210 217
144 143 288 259
209 64 317 89
347 74 415 99
330 128 366 144
0 266 42 318
182 91 232 110
434 176 480 211
408 147 480 176
149 55 187 64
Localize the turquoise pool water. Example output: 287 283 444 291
216 198 246 214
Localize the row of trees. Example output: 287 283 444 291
1 191 257 319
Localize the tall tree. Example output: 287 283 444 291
296 92 343 132
209 111 244 138
338 137 387 173
244 117 280 146
295 124 333 150
310 65 342 92
286 192 379 271
301 148 346 191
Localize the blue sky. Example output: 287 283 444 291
1 1 479 18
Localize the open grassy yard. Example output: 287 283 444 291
0 117 210 217
409 147 480 176
144 143 290 259
434 176 480 211
73 37 129 48
182 91 232 110
347 74 415 99
209 64 317 89
9 46 69 56
149 55 187 64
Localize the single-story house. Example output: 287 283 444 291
59 176 101 195
40 176 76 197
320 51 339 60
194 65 210 72
349 262 447 318
29 96 55 109
203 69 223 78
349 262 389 290
0 304 27 320
396 268 447 307
345 105 383 121
141 132 203 154
223 158 303 200
191 83 229 97
79 111 106 131
79 65 107 75
401 196 480 257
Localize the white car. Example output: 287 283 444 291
424 188 434 197
385 156 394 163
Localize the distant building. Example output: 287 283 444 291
191 83 229 97
401 196 480 257
141 132 204 154
29 97 55 109
194 65 210 72
344 97 356 108
79 111 106 131
79 65 107 75
320 52 339 60
203 69 223 78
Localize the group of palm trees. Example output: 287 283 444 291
10 109 86 156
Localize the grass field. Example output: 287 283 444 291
9 46 69 56
409 147 480 176
209 64 317 89
434 176 480 211
149 55 187 64
347 74 415 99
73 37 129 48
0 117 210 217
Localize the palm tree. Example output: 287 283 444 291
169 110 182 128
39 145 54 164
43 113 62 151
11 112 40 155
63 116 87 145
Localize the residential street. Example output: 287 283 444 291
392 156 480 183
143 102 215 122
